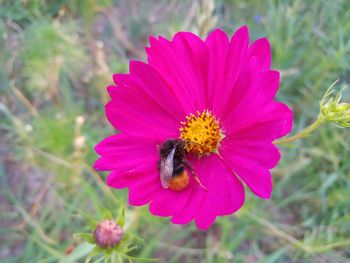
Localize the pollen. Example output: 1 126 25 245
179 110 223 155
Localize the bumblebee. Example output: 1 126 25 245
158 139 206 191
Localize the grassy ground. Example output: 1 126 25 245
0 0 350 262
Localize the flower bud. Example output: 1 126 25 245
93 220 123 248
320 82 350 128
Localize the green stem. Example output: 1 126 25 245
242 210 313 253
241 210 350 253
275 115 326 145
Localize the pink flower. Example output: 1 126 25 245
94 26 293 230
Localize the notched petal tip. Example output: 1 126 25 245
93 157 105 171
250 37 271 50
277 103 294 137
104 100 114 116
106 172 122 188
149 199 173 217
129 60 154 76
208 28 227 36
112 73 127 86
269 69 280 80
147 36 158 46
107 85 117 97
205 28 229 45
233 25 249 39
173 31 205 43
255 181 273 199
148 35 171 47
129 59 146 74
94 141 103 156
249 37 272 69
146 35 171 62
195 215 216 231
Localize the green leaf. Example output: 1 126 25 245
117 206 126 228
85 246 103 263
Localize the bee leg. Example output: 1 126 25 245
182 160 208 191
193 176 208 191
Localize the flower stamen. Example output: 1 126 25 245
179 110 223 155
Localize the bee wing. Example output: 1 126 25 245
159 147 176 189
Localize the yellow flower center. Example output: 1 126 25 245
179 110 223 155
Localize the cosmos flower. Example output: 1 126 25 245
94 26 293 230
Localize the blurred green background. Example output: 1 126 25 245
0 0 350 262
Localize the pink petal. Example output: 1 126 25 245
107 63 187 140
218 34 277 123
206 26 250 116
106 166 156 189
128 172 161 206
115 61 186 121
107 171 136 189
220 153 273 199
94 155 156 173
105 81 179 140
94 134 158 172
146 32 208 114
95 133 154 157
97 134 162 205
205 29 229 110
219 138 281 169
106 164 161 206
249 37 271 69
227 102 293 142
254 70 280 104
194 155 245 230
149 186 192 217
170 183 206 225
222 69 280 124
170 158 209 225
220 56 259 120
